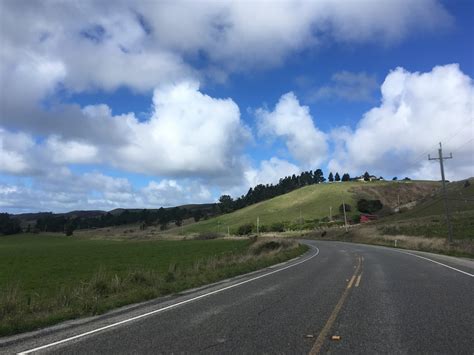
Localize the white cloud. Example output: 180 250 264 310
0 0 452 115
257 92 328 167
143 179 212 207
0 129 39 175
45 136 100 164
0 169 214 213
116 81 250 177
0 82 250 180
244 157 301 187
328 64 474 180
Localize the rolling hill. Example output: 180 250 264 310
182 180 441 234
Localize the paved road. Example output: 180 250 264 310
2 240 473 354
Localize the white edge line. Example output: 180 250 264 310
18 246 320 354
398 250 474 277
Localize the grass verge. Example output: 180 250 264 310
0 235 307 337
301 225 473 258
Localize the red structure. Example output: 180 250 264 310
360 214 378 223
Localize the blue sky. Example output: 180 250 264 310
0 0 473 213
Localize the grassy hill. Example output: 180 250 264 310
375 178 474 240
182 180 441 235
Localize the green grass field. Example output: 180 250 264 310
0 234 306 336
0 235 248 298
183 182 360 234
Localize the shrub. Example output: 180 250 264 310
357 199 383 214
237 223 253 235
352 214 361 224
270 222 285 232
194 232 221 240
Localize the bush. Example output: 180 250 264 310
259 225 269 233
270 222 285 232
357 199 383 214
237 223 253 235
194 232 221 240
65 223 74 236
352 214 361 224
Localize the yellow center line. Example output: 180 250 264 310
355 273 362 287
347 275 356 289
309 256 362 355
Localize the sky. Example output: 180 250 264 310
0 0 473 213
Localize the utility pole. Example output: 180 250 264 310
429 142 454 244
342 200 348 232
227 226 230 237
329 206 332 221
257 216 260 235
299 209 302 229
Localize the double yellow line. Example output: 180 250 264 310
309 256 363 354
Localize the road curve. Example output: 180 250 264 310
1 240 473 354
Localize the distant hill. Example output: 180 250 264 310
10 204 217 228
182 180 441 234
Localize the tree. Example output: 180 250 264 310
65 222 74 236
0 213 21 235
363 171 370 181
218 194 234 213
328 172 334 182
341 173 350 182
237 223 253 235
357 199 383 214
335 172 341 182
314 169 325 183
392 177 398 181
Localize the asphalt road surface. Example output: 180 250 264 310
2 240 473 354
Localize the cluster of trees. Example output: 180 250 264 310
328 172 351 182
0 213 21 235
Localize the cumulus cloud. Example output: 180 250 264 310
0 82 250 180
328 64 474 180
257 92 328 167
143 180 212 207
116 81 250 177
244 157 301 187
0 129 40 175
0 169 214 213
0 0 451 115
309 71 378 102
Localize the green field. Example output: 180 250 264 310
0 235 248 297
0 234 306 335
183 182 359 234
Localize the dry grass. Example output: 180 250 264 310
303 225 473 257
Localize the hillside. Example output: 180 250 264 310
373 178 474 240
381 178 474 220
182 180 441 234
